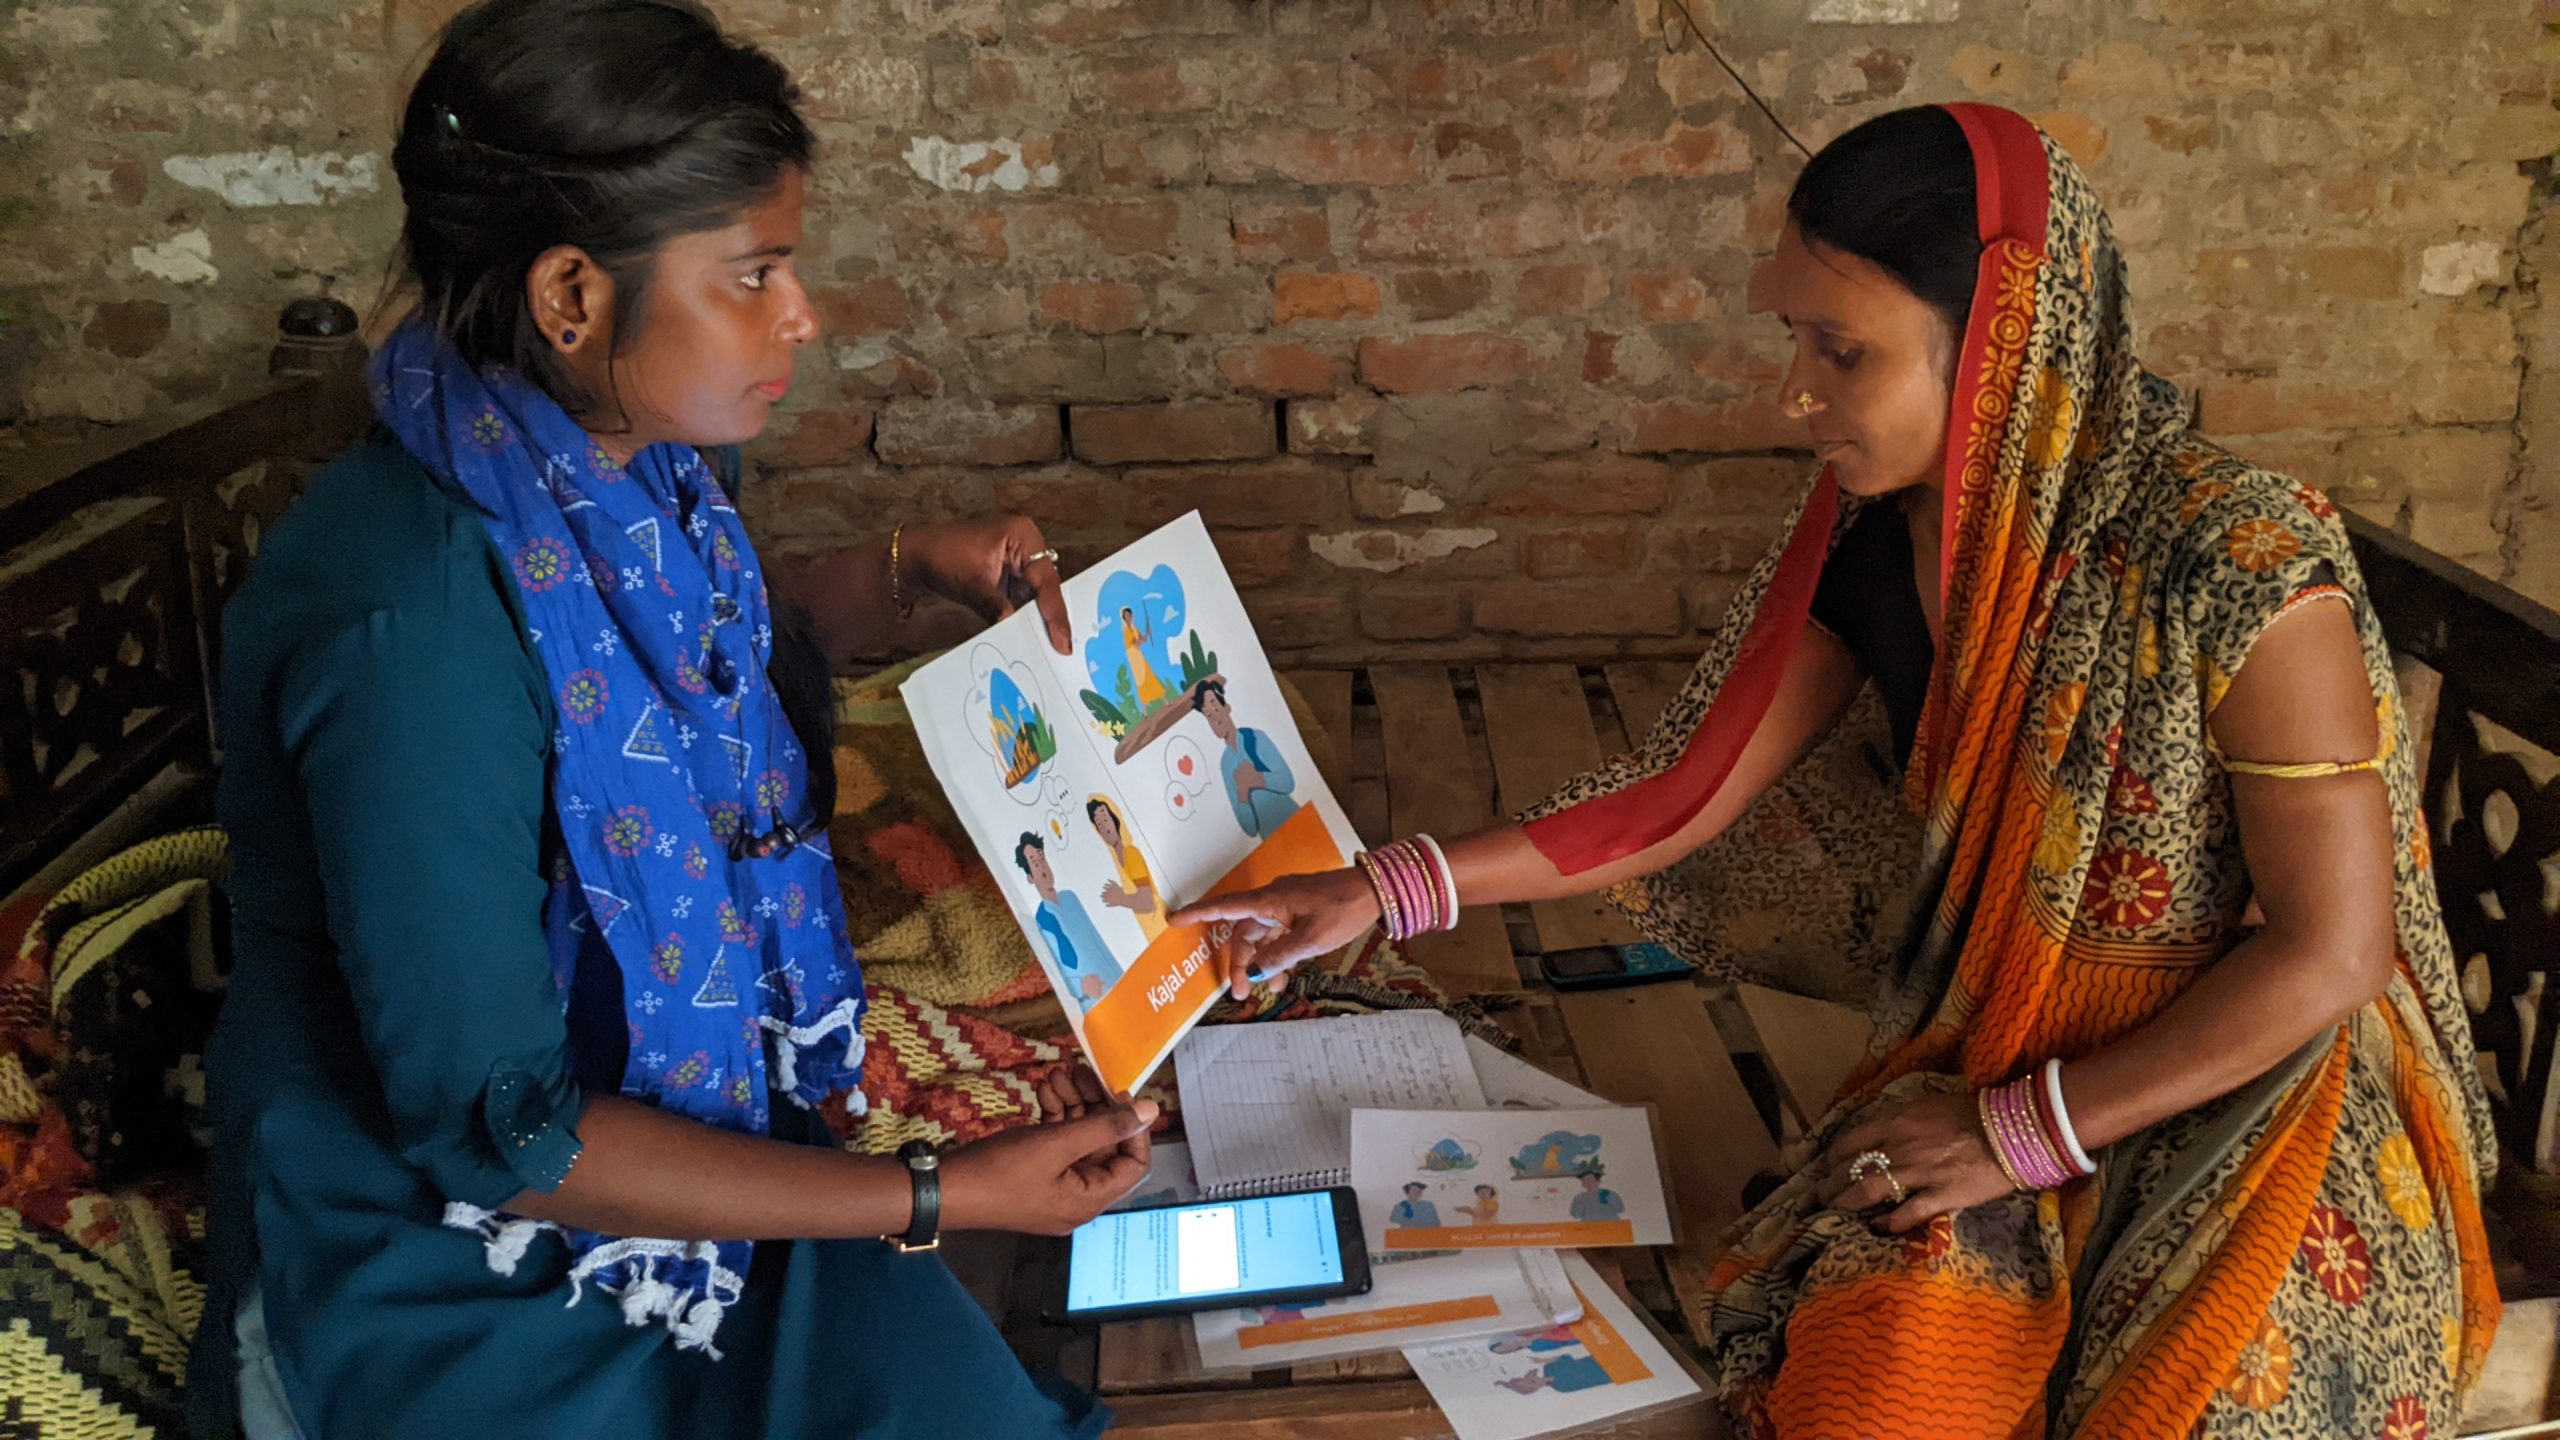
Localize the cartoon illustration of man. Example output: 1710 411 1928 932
1016 833 1122 1010
1456 1184 1502 1225
1495 1350 1612 1395
1388 1181 1441 1229
1568 1169 1626 1222
1088 798 1165 939
1194 679 1299 838
1490 1324 1579 1356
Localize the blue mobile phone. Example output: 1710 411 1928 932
1061 1186 1371 1323
1538 941 1697 990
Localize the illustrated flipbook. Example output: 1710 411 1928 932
901 513 1363 1095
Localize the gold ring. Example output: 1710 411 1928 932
1845 1148 1905 1205
1026 547 1062 567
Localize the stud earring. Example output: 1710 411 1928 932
561 328 577 346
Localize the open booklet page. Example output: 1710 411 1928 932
1351 1106 1675 1251
901 513 1361 1093
1402 1253 1704 1440
1192 1248 1580 1372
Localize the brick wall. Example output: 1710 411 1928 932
5 1 2557 657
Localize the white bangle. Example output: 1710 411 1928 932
2041 1058 2096 1176
1416 833 1459 931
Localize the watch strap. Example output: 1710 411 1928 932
893 1142 941 1253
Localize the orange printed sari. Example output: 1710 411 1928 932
1520 106 2498 1438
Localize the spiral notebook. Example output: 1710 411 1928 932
1174 1012 1486 1200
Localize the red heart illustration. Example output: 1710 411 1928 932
1177 755 1194 776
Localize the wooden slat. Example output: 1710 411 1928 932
1105 1379 1453 1438
1290 1351 1413 1384
1474 664 1642 953
2349 510 2560 754
1735 983 1873 1135
1368 664 1523 995
1097 1317 1241 1395
1602 661 1693 748
1560 984 1780 1240
1284 667 1355 795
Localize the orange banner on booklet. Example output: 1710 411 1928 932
1382 1221 1639 1249
1237 1295 1505 1350
1567 1284 1656 1384
1080 803 1344 1092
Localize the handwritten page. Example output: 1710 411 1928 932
1403 1254 1703 1440
1351 1106 1674 1250
1175 1012 1484 1198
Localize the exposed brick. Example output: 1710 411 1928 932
1037 280 1147 334
1516 265 1611 318
1232 203 1332 264
1248 591 1350 651
988 465 1114 528
1287 391 1383 455
2338 429 2515 503
1483 457 1674 516
1474 581 1685 638
1217 343 1347 398
2197 380 2407 436
1219 529 1304 587
82 300 170 359
1210 128 1419 187
1097 131 1205 188
1274 269 1382 326
1630 270 1712 324
767 405 876 470
874 399 1061 466
1358 334 1535 393
2029 109 2110 165
1075 57 1218 114
1622 396 1797 454
1123 460 1346 528
1156 276 1268 335
1359 588 1467 641
1070 399 1275 464
1431 123 1522 180
816 277 911 337
1357 196 1573 263
1654 517 1788 573
934 283 1032 338
1014 199 1182 258
1519 524 1642 579
1393 270 1492 322
1541 122 1751 182
834 347 941 400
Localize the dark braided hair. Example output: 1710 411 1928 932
391 0 813 415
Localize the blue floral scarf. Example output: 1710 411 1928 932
372 323 866 1356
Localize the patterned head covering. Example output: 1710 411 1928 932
1521 106 2499 1437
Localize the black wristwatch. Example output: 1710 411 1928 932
890 1139 942 1253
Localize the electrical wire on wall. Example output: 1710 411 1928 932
1656 0 1812 159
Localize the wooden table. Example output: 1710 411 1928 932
970 662 1878 1438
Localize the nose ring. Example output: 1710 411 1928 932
1794 390 1821 413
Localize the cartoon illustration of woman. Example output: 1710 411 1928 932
1456 1184 1501 1225
1087 796 1165 940
1120 604 1168 711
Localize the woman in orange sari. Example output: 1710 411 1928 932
1177 104 2498 1437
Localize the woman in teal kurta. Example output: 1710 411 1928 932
187 4 1154 1436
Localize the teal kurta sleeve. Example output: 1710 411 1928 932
275 565 586 1209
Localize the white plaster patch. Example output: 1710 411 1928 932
1808 0 1957 20
1383 485 1445 516
832 339 895 371
2419 241 2508 298
161 149 379 208
1309 528 1498 574
132 229 217 285
900 136 1061 194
